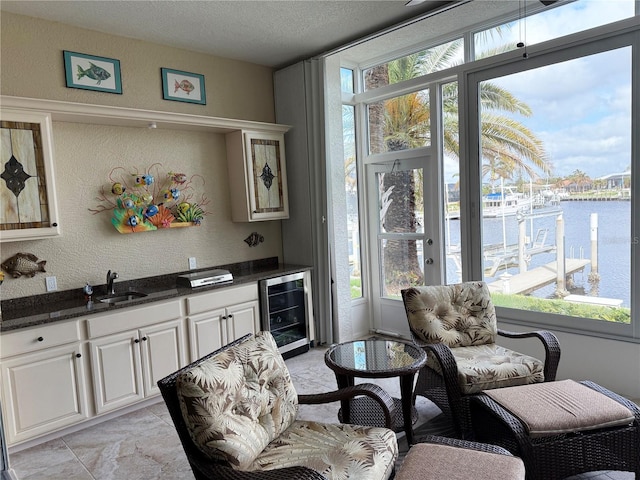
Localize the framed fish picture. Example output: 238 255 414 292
63 51 122 94
161 68 206 105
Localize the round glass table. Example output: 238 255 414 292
324 338 427 445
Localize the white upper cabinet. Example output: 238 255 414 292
226 130 290 222
0 108 61 242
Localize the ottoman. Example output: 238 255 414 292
470 380 640 480
395 435 525 480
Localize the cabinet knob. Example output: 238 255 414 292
76 353 82 358
222 315 227 320
142 336 148 341
134 338 140 343
52 222 58 227
228 314 233 318
37 336 44 342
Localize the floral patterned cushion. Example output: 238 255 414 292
250 420 398 480
428 343 544 394
176 331 299 470
403 282 497 347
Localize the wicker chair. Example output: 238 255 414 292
157 332 398 480
401 281 561 438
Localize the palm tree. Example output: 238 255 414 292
569 169 591 192
367 41 551 294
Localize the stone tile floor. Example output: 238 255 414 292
8 344 638 479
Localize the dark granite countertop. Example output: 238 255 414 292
1 257 311 333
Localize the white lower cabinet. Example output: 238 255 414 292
1 283 267 446
187 283 260 361
0 322 88 445
89 319 186 414
87 300 186 415
90 329 143 413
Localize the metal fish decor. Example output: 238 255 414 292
244 232 264 247
1 253 47 278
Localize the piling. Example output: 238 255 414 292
555 215 569 297
518 218 527 272
589 213 600 281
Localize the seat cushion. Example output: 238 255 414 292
485 379 635 438
427 343 544 394
403 282 497 348
249 420 398 480
176 331 299 469
395 443 525 480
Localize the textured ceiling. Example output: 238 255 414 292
0 0 461 68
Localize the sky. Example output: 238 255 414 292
479 0 634 181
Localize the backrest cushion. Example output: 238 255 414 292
175 331 299 470
402 282 497 347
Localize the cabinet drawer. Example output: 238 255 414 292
0 321 81 358
87 300 183 338
187 283 258 315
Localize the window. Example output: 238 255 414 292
336 0 638 340
363 39 463 91
341 67 354 93
468 35 635 336
442 80 463 284
343 104 363 299
474 1 636 59
367 89 430 154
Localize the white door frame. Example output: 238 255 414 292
365 151 443 338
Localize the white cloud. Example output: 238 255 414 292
483 5 633 180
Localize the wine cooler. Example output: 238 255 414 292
259 272 310 359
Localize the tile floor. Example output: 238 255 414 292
7 344 638 480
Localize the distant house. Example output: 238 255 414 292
597 171 631 189
560 178 592 193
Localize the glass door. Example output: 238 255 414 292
367 156 442 336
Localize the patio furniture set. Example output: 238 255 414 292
157 281 639 479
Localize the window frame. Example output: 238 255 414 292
343 9 639 342
462 20 639 341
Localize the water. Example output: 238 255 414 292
446 201 632 307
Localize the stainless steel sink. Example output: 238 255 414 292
98 291 148 304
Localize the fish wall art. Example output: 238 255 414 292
1 253 47 278
89 163 210 234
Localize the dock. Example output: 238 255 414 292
564 294 623 307
487 258 590 295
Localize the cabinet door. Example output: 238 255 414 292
1 343 88 445
226 130 289 222
188 308 226 362
139 319 186 397
0 109 61 242
90 330 143 414
226 300 260 342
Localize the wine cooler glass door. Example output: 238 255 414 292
260 272 309 356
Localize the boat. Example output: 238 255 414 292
482 187 533 218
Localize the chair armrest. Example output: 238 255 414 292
191 457 327 480
417 434 514 456
498 329 561 381
298 383 395 429
419 342 463 397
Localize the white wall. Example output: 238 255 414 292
0 13 283 301
499 321 640 400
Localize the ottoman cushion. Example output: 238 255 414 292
395 443 525 480
485 379 635 438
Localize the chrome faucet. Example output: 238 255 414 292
106 270 119 295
